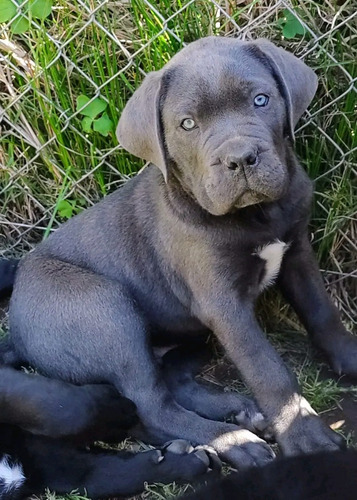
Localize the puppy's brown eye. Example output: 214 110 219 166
254 94 269 107
181 118 196 130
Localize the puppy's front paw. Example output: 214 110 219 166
211 429 275 469
327 334 357 379
275 397 344 455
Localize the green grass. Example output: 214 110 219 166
0 1 356 499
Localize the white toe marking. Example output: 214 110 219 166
0 455 25 492
255 240 289 290
252 412 265 425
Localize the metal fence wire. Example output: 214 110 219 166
0 1 356 321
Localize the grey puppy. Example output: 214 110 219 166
7 37 357 468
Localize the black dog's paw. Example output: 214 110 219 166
162 440 222 471
148 439 221 482
327 335 357 379
226 400 272 439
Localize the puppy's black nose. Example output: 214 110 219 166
226 151 257 170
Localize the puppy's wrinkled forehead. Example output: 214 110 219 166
163 40 278 116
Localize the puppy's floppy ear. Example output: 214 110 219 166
253 39 318 139
116 70 167 181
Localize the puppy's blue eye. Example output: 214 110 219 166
181 118 196 130
254 94 269 107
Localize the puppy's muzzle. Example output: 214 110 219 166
214 139 260 174
224 150 258 171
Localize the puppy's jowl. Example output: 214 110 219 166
6 37 357 467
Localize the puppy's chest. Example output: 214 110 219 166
253 240 289 291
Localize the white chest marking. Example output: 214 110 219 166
255 240 289 290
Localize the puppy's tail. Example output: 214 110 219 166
0 259 19 298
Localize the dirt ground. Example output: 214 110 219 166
321 368 357 437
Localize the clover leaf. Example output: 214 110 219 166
278 9 305 39
93 113 114 137
0 0 17 23
57 199 85 219
29 0 53 20
76 95 107 120
57 200 75 219
76 95 113 137
0 0 53 34
81 116 93 134
10 16 29 34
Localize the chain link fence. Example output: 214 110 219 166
0 0 356 321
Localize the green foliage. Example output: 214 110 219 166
76 96 114 137
93 113 114 137
76 95 107 120
277 9 305 39
30 0 53 20
0 0 53 33
0 0 17 23
10 15 29 34
301 369 356 414
57 199 86 219
81 116 93 134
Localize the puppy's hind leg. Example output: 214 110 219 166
161 344 269 436
9 257 274 469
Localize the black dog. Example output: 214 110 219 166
186 449 357 500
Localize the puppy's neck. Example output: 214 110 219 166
157 166 215 224
155 165 276 229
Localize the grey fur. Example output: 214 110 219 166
8 37 356 468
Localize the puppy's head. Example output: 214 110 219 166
117 37 317 215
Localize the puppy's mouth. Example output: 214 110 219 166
203 186 268 216
202 164 286 215
234 189 270 209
